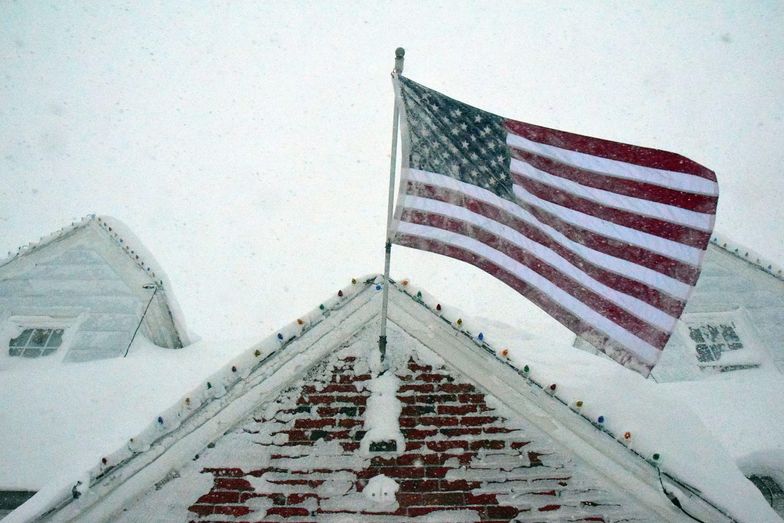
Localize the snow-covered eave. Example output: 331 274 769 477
710 231 784 282
8 275 383 523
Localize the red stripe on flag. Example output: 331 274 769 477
394 232 658 372
510 148 718 214
399 209 671 349
504 120 717 181
398 193 686 317
512 174 713 249
406 181 701 286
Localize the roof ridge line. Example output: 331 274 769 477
710 232 784 282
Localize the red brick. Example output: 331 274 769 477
213 478 254 491
437 404 478 415
470 439 506 451
399 416 417 427
288 493 319 505
417 373 450 382
461 416 497 426
399 383 434 393
380 466 426 479
398 479 439 491
510 441 531 449
419 416 459 427
316 406 339 416
458 393 484 403
417 394 457 403
539 504 561 511
211 505 251 516
425 466 450 478
341 356 357 362
294 418 335 429
426 440 468 452
440 427 482 437
196 491 240 504
402 428 437 440
398 492 464 506
465 493 498 504
202 468 245 477
319 384 359 393
487 505 520 519
334 394 366 404
284 430 309 442
405 441 424 451
338 418 362 428
187 504 213 516
407 362 432 372
484 426 514 433
302 394 334 404
440 479 475 490
341 441 360 451
339 373 370 383
266 506 311 517
439 383 476 393
398 395 416 404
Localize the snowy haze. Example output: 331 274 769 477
1 2 782 343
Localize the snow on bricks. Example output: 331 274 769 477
157 342 646 522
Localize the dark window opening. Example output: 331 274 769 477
9 328 64 358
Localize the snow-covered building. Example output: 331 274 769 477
0 215 189 363
2 220 783 522
4 274 783 522
575 234 784 382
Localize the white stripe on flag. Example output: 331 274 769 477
506 133 719 196
403 194 677 331
510 158 716 231
513 184 704 265
395 220 662 365
402 168 693 300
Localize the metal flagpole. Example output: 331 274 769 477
378 47 405 364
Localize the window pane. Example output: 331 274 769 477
41 349 56 357
28 330 49 348
46 329 64 348
9 329 33 348
8 348 21 357
688 327 705 343
696 344 716 362
21 348 42 358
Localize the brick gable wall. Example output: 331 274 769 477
116 331 649 522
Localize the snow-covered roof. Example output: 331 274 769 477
7 276 781 522
0 214 191 346
710 231 784 282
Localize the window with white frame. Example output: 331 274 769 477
9 328 64 358
681 310 765 372
688 321 744 363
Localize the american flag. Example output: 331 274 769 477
391 76 718 376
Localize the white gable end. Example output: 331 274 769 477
0 218 184 363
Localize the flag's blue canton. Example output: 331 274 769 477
398 77 514 201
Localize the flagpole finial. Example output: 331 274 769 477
394 47 405 74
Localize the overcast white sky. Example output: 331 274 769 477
1 1 782 343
